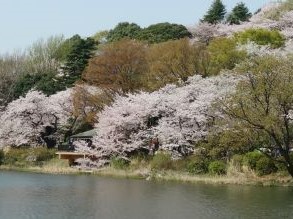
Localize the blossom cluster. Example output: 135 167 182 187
87 74 239 163
0 89 73 147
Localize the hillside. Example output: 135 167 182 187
2 1 293 178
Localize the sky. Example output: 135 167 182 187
0 0 270 53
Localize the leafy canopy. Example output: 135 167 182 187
106 22 142 42
137 22 192 44
107 22 191 44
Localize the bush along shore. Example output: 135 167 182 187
0 148 292 186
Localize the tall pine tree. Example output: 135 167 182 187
227 2 252 25
202 0 226 24
61 35 96 86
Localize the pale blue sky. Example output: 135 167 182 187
0 0 270 53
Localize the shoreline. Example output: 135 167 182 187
1 164 292 187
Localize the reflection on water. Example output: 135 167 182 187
0 171 292 219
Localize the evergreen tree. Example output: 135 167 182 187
202 0 226 24
227 2 252 25
61 35 96 86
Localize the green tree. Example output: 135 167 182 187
60 35 96 86
207 37 246 75
202 0 226 24
13 35 96 98
147 39 207 90
13 72 66 97
222 55 293 177
107 22 141 42
92 30 109 44
227 2 252 24
26 35 64 74
0 52 27 106
55 34 82 62
138 22 192 44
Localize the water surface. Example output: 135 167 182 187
0 171 292 219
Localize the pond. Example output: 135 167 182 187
0 171 292 219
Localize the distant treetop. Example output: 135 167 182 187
227 2 252 25
106 22 191 44
202 0 226 24
107 22 141 42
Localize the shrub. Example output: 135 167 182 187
3 147 56 166
234 28 286 48
243 151 263 170
0 150 4 165
110 157 130 169
172 159 189 171
208 147 227 160
255 157 277 176
208 160 227 175
13 72 68 98
32 148 56 162
187 155 209 174
150 152 173 170
231 154 244 171
3 148 29 166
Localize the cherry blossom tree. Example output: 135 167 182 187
80 74 239 166
0 89 73 148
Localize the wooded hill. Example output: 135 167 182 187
2 0 293 176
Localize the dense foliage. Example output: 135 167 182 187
207 37 247 75
234 28 286 48
137 23 192 43
107 22 191 44
2 147 56 167
106 22 142 42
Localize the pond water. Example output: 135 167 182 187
0 171 293 219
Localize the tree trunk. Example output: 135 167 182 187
282 152 293 177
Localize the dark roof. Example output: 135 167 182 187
70 129 96 139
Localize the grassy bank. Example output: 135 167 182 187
91 166 293 187
1 159 292 186
0 159 81 174
1 148 293 186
